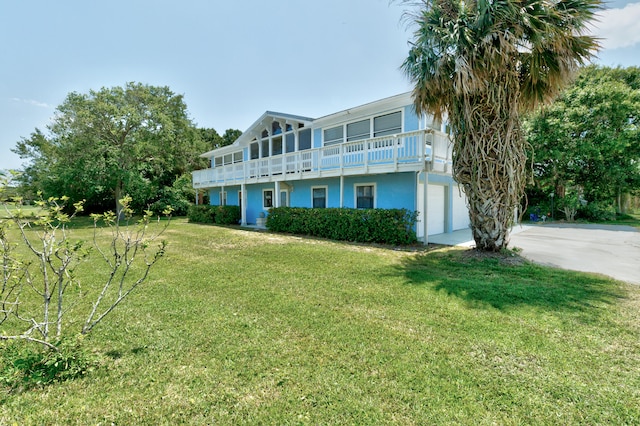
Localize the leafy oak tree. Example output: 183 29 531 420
13 83 206 215
400 0 600 250
525 65 640 215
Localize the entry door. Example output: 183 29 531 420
280 190 289 207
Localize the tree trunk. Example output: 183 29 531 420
115 179 125 221
451 88 528 252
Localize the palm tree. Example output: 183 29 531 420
400 0 600 251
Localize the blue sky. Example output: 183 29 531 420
1 0 638 171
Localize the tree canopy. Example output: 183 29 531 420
524 65 640 215
400 0 600 250
13 83 211 214
198 128 243 150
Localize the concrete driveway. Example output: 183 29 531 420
509 223 640 285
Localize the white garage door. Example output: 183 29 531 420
452 186 470 230
427 184 445 235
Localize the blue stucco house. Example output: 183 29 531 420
192 92 470 243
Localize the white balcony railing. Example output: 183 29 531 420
192 129 451 189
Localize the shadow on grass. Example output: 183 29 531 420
399 248 627 316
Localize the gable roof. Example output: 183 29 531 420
199 111 314 158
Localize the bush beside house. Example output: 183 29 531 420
266 207 418 245
187 205 241 225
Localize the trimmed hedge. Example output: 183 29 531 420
187 205 241 225
266 207 418 245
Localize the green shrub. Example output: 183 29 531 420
187 205 240 225
0 338 97 391
187 205 216 223
214 205 241 225
267 207 418 245
580 201 617 221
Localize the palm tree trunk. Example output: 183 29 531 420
451 90 528 252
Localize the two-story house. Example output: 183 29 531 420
191 92 470 243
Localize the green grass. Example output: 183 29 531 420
607 212 640 228
1 219 639 424
0 203 39 219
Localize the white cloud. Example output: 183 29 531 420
593 2 640 49
11 97 51 108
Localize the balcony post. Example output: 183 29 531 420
394 135 398 170
241 183 247 226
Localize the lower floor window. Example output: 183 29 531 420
312 187 327 208
356 185 374 209
220 191 227 206
263 190 273 208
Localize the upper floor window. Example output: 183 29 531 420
299 128 312 150
285 133 295 153
347 119 370 142
324 126 343 146
250 142 259 160
272 136 283 156
214 151 243 167
374 111 402 137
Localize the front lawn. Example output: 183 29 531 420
1 219 639 424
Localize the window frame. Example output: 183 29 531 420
373 111 402 138
354 183 376 209
323 126 344 146
346 119 371 142
263 189 274 209
312 186 328 209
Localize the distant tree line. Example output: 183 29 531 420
524 65 640 219
11 82 241 215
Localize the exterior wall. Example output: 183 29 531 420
313 128 322 148
246 183 274 224
289 178 342 208
404 106 420 132
342 173 416 210
208 186 241 206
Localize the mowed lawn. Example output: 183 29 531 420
1 219 639 424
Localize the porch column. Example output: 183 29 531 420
274 181 281 208
446 184 453 233
241 183 247 226
340 175 344 208
423 172 429 245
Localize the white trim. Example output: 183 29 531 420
311 185 329 208
354 182 377 209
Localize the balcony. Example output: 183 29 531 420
192 129 452 189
